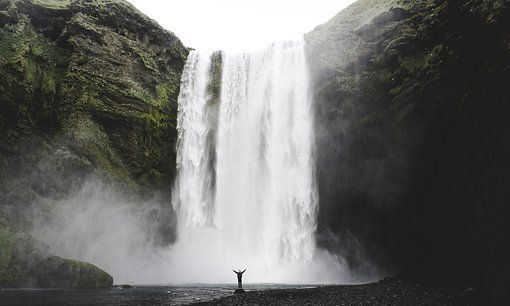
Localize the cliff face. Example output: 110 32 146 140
306 0 510 297
0 0 188 287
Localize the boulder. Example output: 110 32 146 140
38 256 113 289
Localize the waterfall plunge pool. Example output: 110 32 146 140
0 284 319 306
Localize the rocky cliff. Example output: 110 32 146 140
0 0 188 287
306 0 510 301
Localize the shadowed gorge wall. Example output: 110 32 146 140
306 0 510 300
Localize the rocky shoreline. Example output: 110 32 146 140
191 275 478 306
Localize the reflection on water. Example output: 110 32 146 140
0 284 316 306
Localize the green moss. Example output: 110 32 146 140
389 84 403 96
37 256 113 288
155 82 176 107
0 226 16 278
68 259 113 288
68 13 103 39
31 0 71 10
377 68 397 84
65 115 137 188
140 106 173 162
0 21 68 65
0 17 71 140
66 259 112 284
132 46 158 72
400 54 424 74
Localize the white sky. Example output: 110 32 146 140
127 0 356 51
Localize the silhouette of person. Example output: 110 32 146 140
233 269 246 289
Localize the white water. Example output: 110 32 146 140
169 39 348 284
173 51 216 228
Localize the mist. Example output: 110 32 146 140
29 178 366 284
24 38 381 285
30 180 173 284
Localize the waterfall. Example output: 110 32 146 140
174 51 215 228
170 39 346 283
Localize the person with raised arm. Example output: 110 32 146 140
233 268 246 289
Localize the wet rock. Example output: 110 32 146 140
0 10 10 26
38 256 113 289
192 274 468 305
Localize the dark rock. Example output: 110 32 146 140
120 284 133 289
38 256 113 289
234 289 245 294
192 274 468 305
305 0 510 301
0 10 9 26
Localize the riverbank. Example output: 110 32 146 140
191 275 478 306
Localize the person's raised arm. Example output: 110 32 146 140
233 270 237 274
242 269 246 273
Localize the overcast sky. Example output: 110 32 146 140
127 0 357 51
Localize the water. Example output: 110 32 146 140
170 39 347 283
23 39 354 287
173 50 216 228
0 285 316 306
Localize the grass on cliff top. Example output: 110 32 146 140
27 0 127 10
0 0 70 9
31 0 71 9
1 0 129 11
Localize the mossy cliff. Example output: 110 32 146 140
0 0 188 287
306 0 510 301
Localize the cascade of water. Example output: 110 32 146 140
173 51 215 228
215 40 316 266
170 39 346 283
